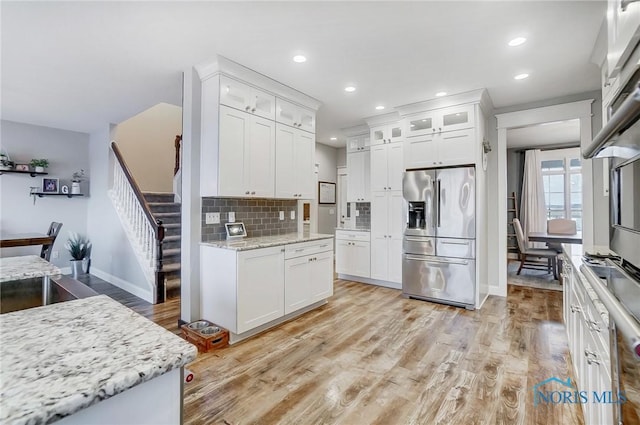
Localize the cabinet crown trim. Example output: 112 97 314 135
196 55 322 111
396 88 492 117
363 111 402 127
341 124 370 137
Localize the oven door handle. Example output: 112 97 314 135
404 237 433 243
581 264 640 359
405 255 468 266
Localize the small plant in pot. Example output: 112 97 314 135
30 159 49 173
65 232 92 279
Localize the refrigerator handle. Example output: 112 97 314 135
436 179 441 227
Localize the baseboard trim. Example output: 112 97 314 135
91 268 154 304
488 285 507 297
59 266 72 275
336 274 402 290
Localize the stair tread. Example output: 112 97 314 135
163 248 181 255
162 263 181 272
163 223 181 228
164 235 180 241
148 202 181 206
154 212 181 217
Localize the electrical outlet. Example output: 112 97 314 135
228 212 235 223
355 209 360 217
205 212 220 224
290 210 295 220
52 250 59 259
279 211 285 221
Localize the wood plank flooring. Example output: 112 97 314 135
87 275 583 424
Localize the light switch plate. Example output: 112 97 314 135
355 209 360 217
329 208 335 215
205 212 220 224
228 211 236 223
290 210 295 220
279 211 285 220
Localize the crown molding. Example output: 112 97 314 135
363 111 401 127
396 88 491 117
340 123 370 137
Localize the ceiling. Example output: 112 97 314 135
1 1 606 148
507 119 581 149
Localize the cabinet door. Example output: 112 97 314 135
218 105 249 196
352 242 371 278
370 191 388 236
405 133 438 169
406 112 436 137
275 98 299 128
310 250 334 302
437 128 476 167
370 236 389 280
371 126 386 146
388 236 403 284
219 76 253 112
275 124 296 198
438 104 475 133
298 107 316 133
347 152 365 202
346 135 361 153
370 145 388 192
295 131 315 199
250 88 276 120
388 123 404 144
246 116 276 197
284 256 312 314
386 143 404 192
237 247 284 334
335 240 351 275
388 192 404 283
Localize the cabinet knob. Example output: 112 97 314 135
245 106 251 111
251 108 256 112
245 191 250 195
439 127 442 132
293 122 298 126
439 161 443 164
432 128 436 132
251 191 256 195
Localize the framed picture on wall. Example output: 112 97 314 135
42 178 59 194
318 181 336 204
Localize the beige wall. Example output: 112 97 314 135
114 103 182 193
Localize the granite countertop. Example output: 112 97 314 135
202 232 334 251
0 255 61 283
563 243 613 326
0 295 197 425
335 227 370 232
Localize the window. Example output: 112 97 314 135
539 148 582 230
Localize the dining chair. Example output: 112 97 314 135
513 218 558 279
40 222 63 261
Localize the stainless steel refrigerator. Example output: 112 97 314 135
402 166 476 309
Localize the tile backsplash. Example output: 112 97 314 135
202 198 298 241
355 202 371 229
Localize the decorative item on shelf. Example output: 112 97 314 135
65 232 91 279
15 164 29 172
71 169 85 195
61 185 69 194
0 151 15 171
42 177 59 194
30 158 49 173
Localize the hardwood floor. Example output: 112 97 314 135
84 275 584 424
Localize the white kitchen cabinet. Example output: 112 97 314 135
347 134 371 153
371 142 404 192
275 124 315 199
370 191 403 283
219 75 276 120
275 98 316 133
406 104 475 137
404 128 475 169
371 122 404 146
606 0 640 78
335 231 371 278
218 105 276 198
284 244 333 314
347 151 370 202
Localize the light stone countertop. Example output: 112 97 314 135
0 295 197 425
563 243 614 326
0 255 61 283
335 227 371 232
201 232 334 251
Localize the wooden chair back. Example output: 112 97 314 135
41 222 63 261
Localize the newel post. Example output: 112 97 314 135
155 219 166 304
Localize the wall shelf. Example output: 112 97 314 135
32 193 84 199
0 169 48 177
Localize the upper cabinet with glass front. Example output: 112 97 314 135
405 104 475 137
371 122 404 145
275 98 316 133
219 76 276 121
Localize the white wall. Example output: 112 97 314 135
336 147 346 167
315 143 338 234
0 120 90 268
85 125 152 301
114 103 182 193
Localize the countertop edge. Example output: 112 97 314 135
200 233 334 251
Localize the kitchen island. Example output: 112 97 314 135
0 295 197 425
201 232 334 343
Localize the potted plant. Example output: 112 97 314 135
65 232 92 278
71 169 85 195
30 159 49 173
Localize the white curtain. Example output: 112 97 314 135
520 149 547 248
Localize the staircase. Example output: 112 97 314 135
144 192 181 297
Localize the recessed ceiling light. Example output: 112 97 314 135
375 105 385 110
293 55 307 63
508 37 527 47
344 86 356 92
435 92 447 97
330 137 337 141
514 73 529 80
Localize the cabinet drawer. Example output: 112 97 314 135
285 239 333 259
335 230 371 242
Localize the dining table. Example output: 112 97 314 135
0 232 55 248
528 231 583 245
